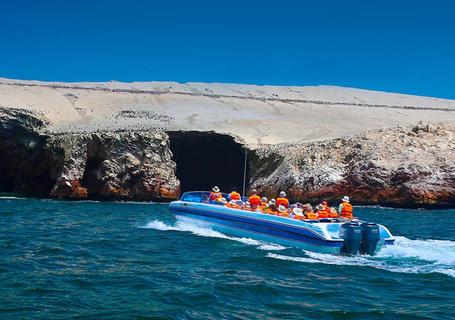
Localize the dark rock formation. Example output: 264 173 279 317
250 123 455 208
0 108 180 201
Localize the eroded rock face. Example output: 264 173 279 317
0 108 180 201
49 131 180 201
250 123 455 207
0 108 59 195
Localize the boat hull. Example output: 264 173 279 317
176 213 344 253
169 201 346 254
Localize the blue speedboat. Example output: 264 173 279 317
169 191 395 255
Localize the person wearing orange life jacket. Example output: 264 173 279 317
228 188 241 201
292 207 305 220
248 189 261 210
209 186 222 201
227 200 240 209
339 196 353 219
276 191 289 208
258 197 269 213
265 199 277 214
316 202 330 219
277 205 289 217
329 207 338 218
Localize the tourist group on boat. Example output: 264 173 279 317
207 186 354 221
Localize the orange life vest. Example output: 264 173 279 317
276 197 289 208
229 191 241 201
329 210 338 218
227 203 240 209
317 205 330 219
341 202 353 219
305 211 318 220
259 203 268 213
209 192 222 201
249 195 261 206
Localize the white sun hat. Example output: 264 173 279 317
278 205 286 213
279 191 286 197
292 207 304 216
212 186 220 192
342 196 350 202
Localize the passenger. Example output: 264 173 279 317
260 196 268 207
228 188 241 201
242 201 251 211
303 203 317 220
292 207 305 220
276 191 290 208
277 205 289 217
248 189 261 210
259 197 269 213
339 196 353 219
209 186 222 201
315 203 330 219
227 200 240 209
329 207 338 218
267 199 278 214
216 197 227 204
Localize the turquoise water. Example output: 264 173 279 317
1 197 454 320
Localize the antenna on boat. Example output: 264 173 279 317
242 146 247 198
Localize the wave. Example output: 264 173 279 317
0 196 27 200
142 220 286 251
268 236 455 278
142 220 455 277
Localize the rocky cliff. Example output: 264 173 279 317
1 78 455 207
0 108 179 201
250 123 455 208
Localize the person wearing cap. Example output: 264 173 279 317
292 207 305 220
277 205 289 217
242 201 251 211
227 199 240 209
339 196 353 219
248 189 261 210
209 186 222 201
259 196 269 213
267 198 278 214
216 197 228 205
315 203 330 219
276 191 289 208
228 188 241 201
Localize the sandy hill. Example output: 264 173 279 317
1 78 454 145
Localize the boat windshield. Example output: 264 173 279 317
180 191 229 203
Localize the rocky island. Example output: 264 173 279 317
1 78 454 207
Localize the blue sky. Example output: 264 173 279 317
0 0 454 99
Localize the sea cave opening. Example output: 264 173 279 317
168 131 250 195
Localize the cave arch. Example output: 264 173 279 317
168 131 249 195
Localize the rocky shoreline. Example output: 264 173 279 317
1 77 455 208
1 107 454 208
250 123 455 208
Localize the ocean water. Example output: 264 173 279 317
1 198 454 320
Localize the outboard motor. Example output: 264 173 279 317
339 222 362 255
360 223 380 256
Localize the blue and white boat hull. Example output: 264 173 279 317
169 198 395 254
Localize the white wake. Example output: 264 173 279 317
142 220 286 251
268 236 455 278
142 220 455 277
